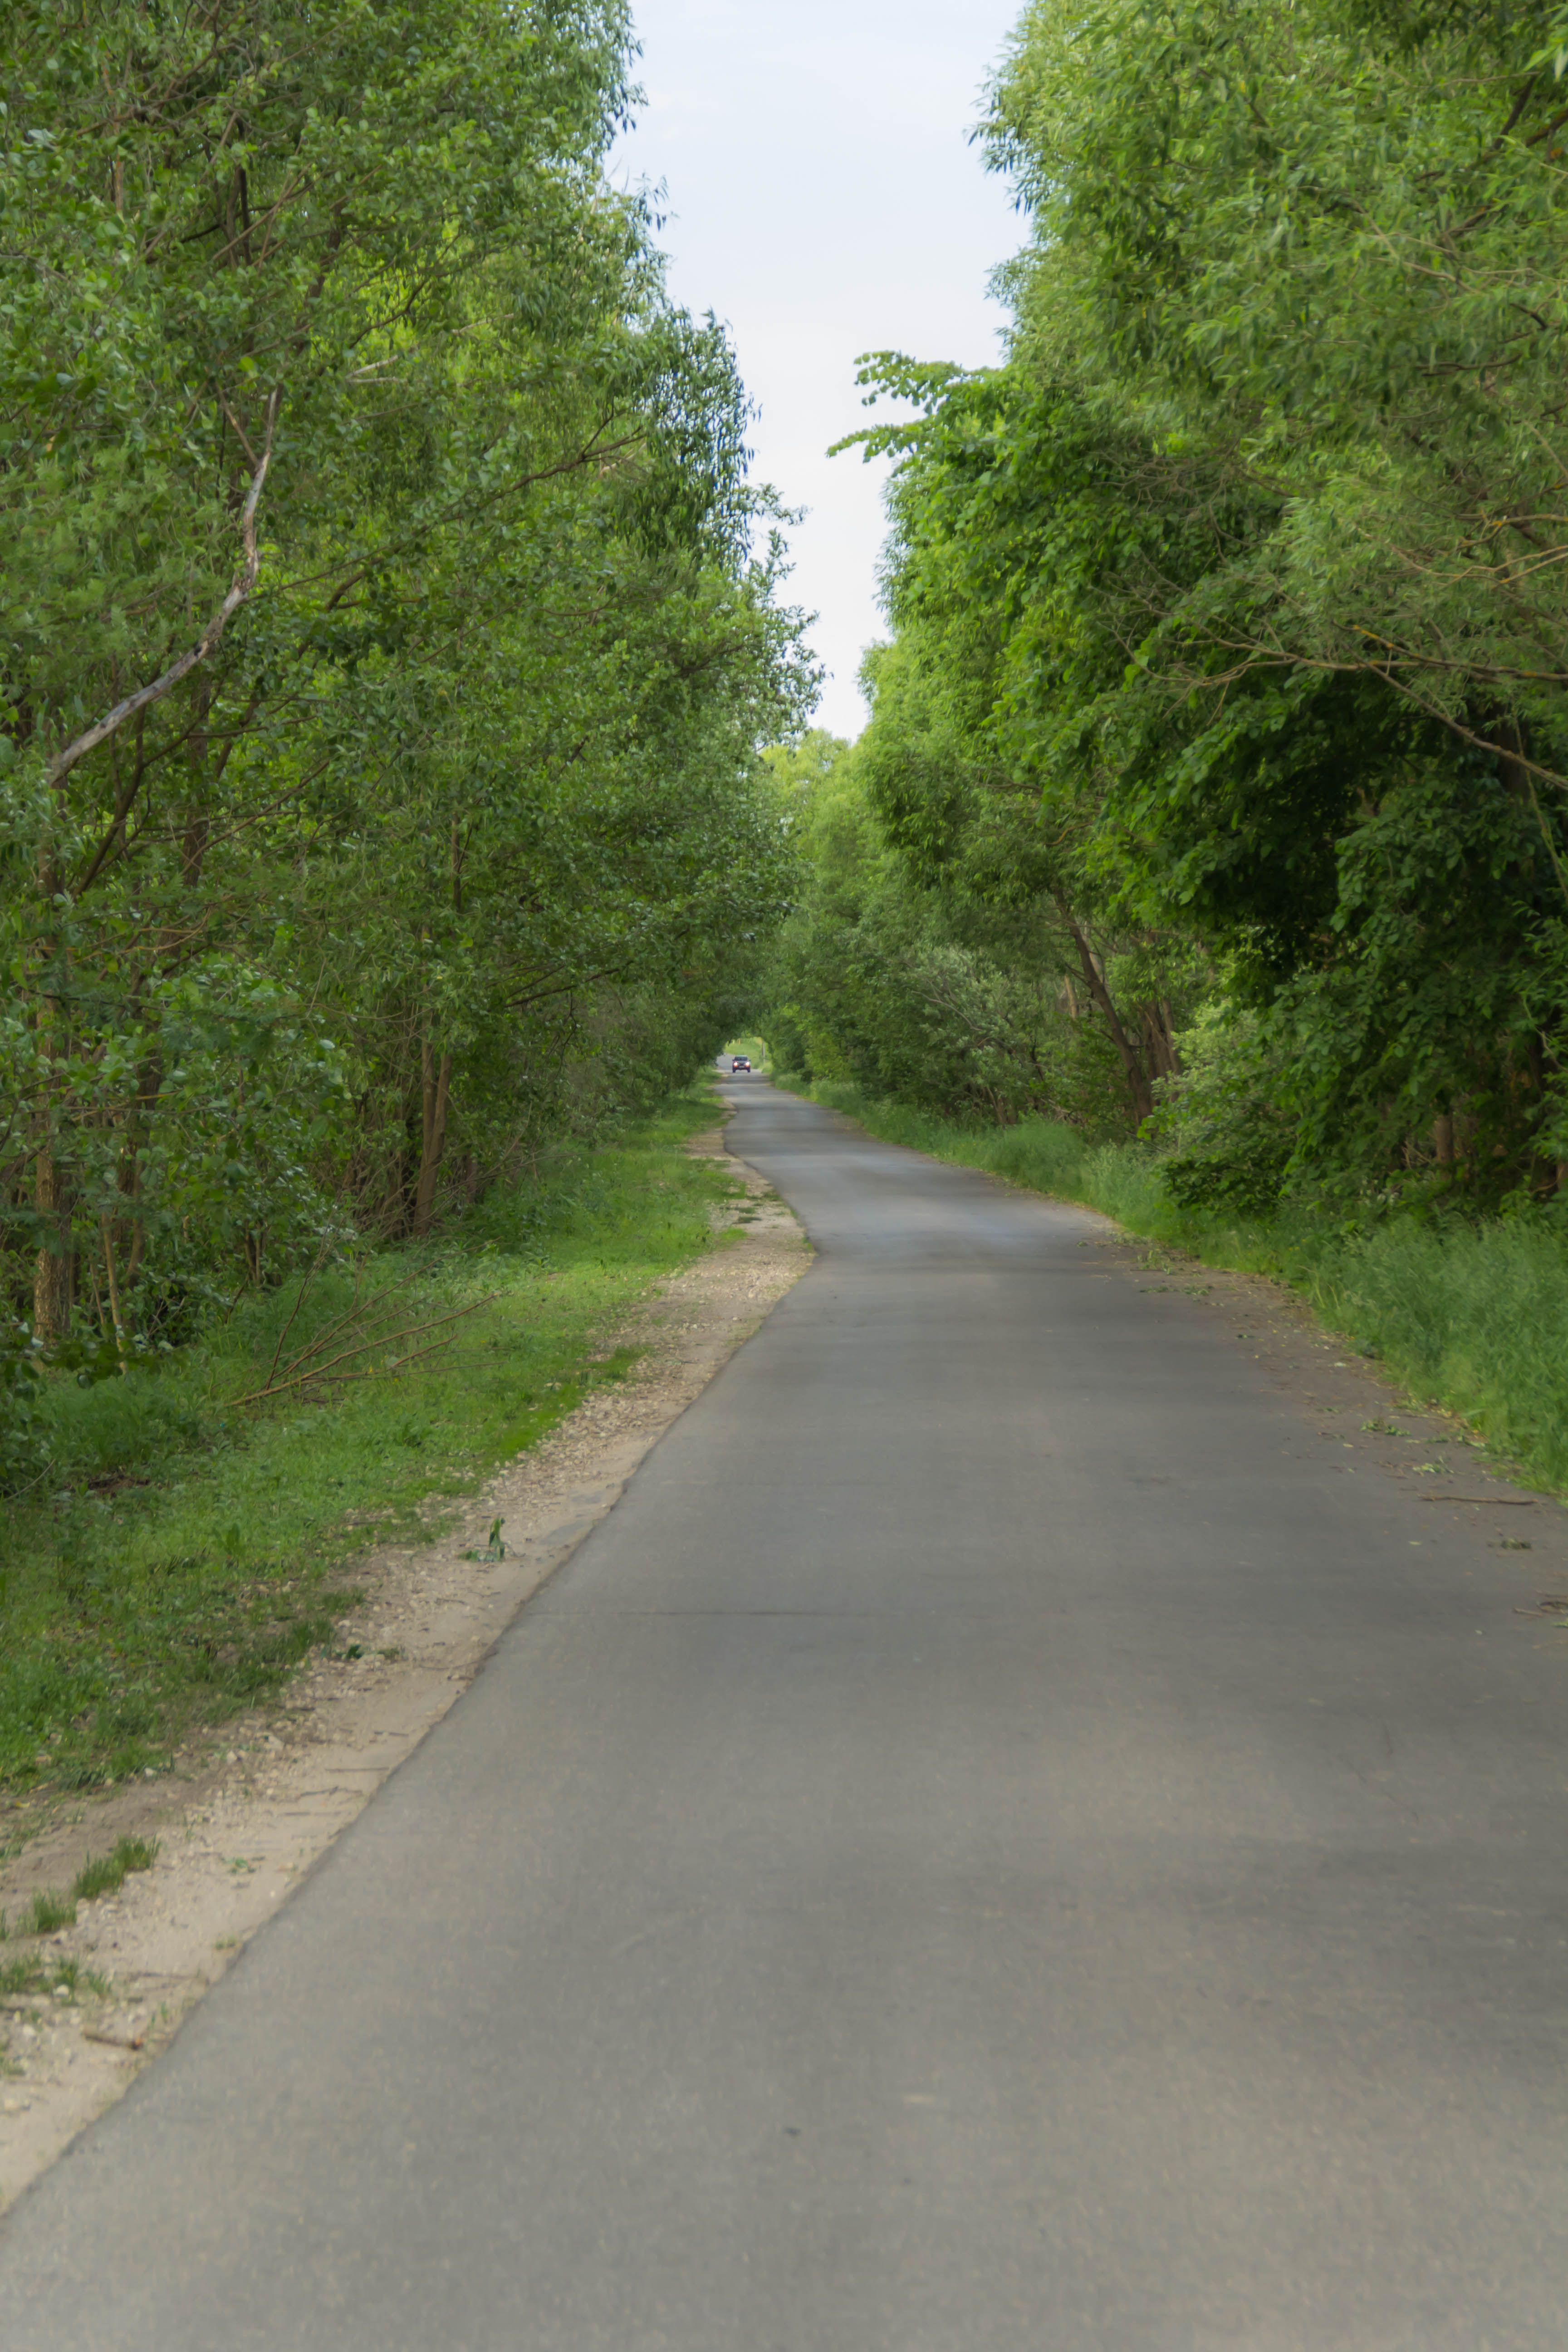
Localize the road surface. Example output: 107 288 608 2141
3 1080 1567 2348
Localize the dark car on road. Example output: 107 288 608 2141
730 1055 752 1073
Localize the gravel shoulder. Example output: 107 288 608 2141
0 1122 808 2211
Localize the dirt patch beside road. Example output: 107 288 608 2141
0 1125 807 2212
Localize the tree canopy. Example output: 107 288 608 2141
2 0 814 1353
775 0 1568 1216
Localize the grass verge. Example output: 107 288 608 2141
797 1078 1568 1493
0 1093 740 1800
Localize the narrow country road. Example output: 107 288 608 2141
4 1081 1568 2349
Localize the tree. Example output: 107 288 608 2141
783 0 1568 1202
1 0 814 1340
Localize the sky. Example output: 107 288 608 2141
611 1 1028 740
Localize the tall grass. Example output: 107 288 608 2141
804 1080 1568 1490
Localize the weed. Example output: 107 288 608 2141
461 1516 507 1563
0 1955 108 2000
71 1837 159 1904
25 1890 77 1935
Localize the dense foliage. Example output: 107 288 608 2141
773 0 1568 1220
2 0 811 1392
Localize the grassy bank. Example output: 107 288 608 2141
1 1093 738 1802
797 1079 1568 1493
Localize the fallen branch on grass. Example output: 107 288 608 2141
225 1285 496 1410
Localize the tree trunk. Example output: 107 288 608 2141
33 1142 74 1340
115 1040 162 1286
181 670 212 887
32 847 74 1338
1159 997 1183 1077
1137 1001 1182 1084
412 1042 453 1236
1052 892 1154 1124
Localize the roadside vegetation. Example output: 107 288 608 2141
0 1956 108 2006
2 0 809 1465
0 4 801 1804
765 0 1568 1482
0 1839 159 1948
0 1094 741 1803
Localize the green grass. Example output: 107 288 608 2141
0 1092 740 1800
9 1836 163 1936
0 1955 109 2000
23 1889 77 1935
70 1836 160 1903
800 1079 1568 1493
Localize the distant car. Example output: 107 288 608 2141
730 1055 752 1073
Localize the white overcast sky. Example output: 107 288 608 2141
611 1 1027 740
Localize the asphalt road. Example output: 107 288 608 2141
4 1080 1568 2349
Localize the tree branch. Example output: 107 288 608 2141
45 389 283 792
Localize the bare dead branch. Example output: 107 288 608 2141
225 1292 496 1409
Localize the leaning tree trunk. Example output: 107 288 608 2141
1051 892 1155 1125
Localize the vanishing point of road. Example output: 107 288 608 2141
3 1081 1567 2348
